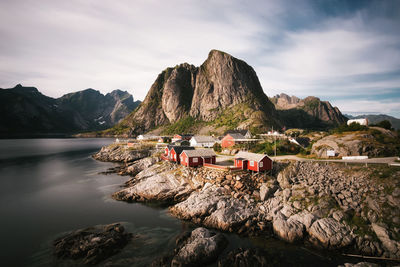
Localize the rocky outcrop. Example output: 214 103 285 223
270 93 347 128
272 212 305 243
171 227 228 266
92 144 151 162
170 184 256 232
311 130 397 158
114 50 279 135
112 162 195 203
218 248 269 267
308 218 353 249
53 223 131 265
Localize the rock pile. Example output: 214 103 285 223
53 223 131 265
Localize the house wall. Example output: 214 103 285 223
247 160 259 171
221 136 235 148
188 156 203 167
180 153 188 167
259 156 272 171
234 159 243 168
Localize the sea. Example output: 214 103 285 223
0 138 355 266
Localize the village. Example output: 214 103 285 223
115 117 399 176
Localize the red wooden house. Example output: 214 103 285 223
234 151 272 172
180 149 216 167
166 146 194 163
221 133 246 148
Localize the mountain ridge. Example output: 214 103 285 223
0 84 140 137
111 50 280 136
270 93 347 129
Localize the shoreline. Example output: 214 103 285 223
88 143 400 265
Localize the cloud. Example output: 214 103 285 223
0 0 399 117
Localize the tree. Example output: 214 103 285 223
377 120 392 130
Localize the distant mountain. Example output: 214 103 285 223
345 114 400 130
0 84 140 137
270 93 347 129
110 50 280 136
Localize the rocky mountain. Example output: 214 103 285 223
0 84 140 136
270 93 347 129
111 50 279 136
345 114 400 130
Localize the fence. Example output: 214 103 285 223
203 163 241 171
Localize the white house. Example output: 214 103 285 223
137 134 159 141
190 136 216 147
347 118 368 126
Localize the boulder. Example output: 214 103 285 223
218 248 269 267
259 183 278 201
272 213 305 243
171 227 228 266
308 218 353 249
126 157 160 176
53 223 131 265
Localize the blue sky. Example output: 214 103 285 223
0 0 399 117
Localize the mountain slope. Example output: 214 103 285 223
115 50 279 135
345 114 400 130
270 93 347 129
0 84 140 136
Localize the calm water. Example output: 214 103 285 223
0 138 357 266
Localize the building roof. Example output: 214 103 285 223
191 136 216 143
182 149 216 157
225 129 250 136
174 134 193 138
170 146 195 154
226 133 246 140
234 151 270 162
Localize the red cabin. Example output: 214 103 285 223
180 149 216 167
168 146 194 163
221 133 246 148
234 151 272 172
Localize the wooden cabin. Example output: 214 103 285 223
167 146 194 163
221 133 246 148
180 149 216 167
234 151 272 172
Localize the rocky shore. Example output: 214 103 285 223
53 223 131 265
89 143 400 265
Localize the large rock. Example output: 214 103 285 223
112 163 193 203
218 248 269 267
171 227 228 266
272 213 305 243
371 223 400 257
93 144 151 162
203 198 256 231
126 157 160 176
170 185 255 232
53 223 131 265
308 218 353 249
259 182 278 201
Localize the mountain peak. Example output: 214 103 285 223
117 50 279 135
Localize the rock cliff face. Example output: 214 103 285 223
270 93 347 129
119 50 278 135
0 84 140 136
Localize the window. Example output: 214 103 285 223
259 161 263 168
250 161 254 167
193 158 198 163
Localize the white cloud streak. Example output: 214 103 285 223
0 0 399 116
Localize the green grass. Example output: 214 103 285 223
162 116 202 135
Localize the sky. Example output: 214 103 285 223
0 0 399 117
